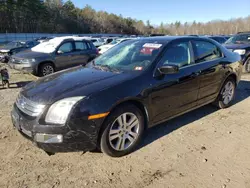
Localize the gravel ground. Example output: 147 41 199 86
1 64 250 188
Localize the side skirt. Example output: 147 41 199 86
149 98 216 128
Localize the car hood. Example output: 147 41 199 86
12 50 50 59
99 44 114 49
21 66 134 104
223 43 250 49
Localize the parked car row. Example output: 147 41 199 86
2 32 250 76
3 36 137 76
11 35 242 157
98 38 135 54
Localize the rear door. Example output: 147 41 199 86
54 41 74 70
70 41 91 66
191 39 226 105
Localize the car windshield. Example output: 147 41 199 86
4 42 21 48
91 40 164 72
225 34 250 44
110 39 119 45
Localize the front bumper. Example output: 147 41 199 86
11 104 102 153
8 63 34 74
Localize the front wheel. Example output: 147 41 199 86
39 63 54 77
100 104 145 157
214 78 236 109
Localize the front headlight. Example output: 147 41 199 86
21 58 36 64
45 96 85 124
234 49 246 55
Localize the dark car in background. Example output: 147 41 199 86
11 36 242 157
9 37 98 76
224 32 250 72
0 41 39 63
207 36 227 44
35 36 55 43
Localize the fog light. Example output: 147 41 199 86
35 133 63 143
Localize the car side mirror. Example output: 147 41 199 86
57 50 63 54
158 64 179 75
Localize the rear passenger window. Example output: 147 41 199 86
75 42 87 51
193 41 222 63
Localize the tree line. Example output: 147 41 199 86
0 0 250 35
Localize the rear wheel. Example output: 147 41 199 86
39 63 54 77
243 57 250 73
214 78 236 109
100 104 145 157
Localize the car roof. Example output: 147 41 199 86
48 36 92 43
136 36 199 43
206 36 225 38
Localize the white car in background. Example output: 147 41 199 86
90 38 105 48
98 38 133 54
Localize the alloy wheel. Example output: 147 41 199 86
221 81 235 105
43 65 54 76
109 112 140 151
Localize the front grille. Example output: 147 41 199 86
16 94 45 117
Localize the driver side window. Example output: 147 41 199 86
158 42 191 68
58 42 73 53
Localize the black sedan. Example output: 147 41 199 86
11 36 242 157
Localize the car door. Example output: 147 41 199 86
54 42 74 70
70 41 91 66
150 40 201 124
191 39 226 105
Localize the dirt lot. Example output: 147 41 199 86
1 64 250 188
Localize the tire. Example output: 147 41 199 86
214 77 236 109
100 104 145 157
1 56 7 63
38 63 54 77
243 57 250 73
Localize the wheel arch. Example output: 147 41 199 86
226 73 237 85
96 99 149 147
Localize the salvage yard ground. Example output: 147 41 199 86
1 64 250 188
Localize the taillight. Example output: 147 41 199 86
96 49 99 55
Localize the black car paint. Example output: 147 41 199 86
11 36 242 153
